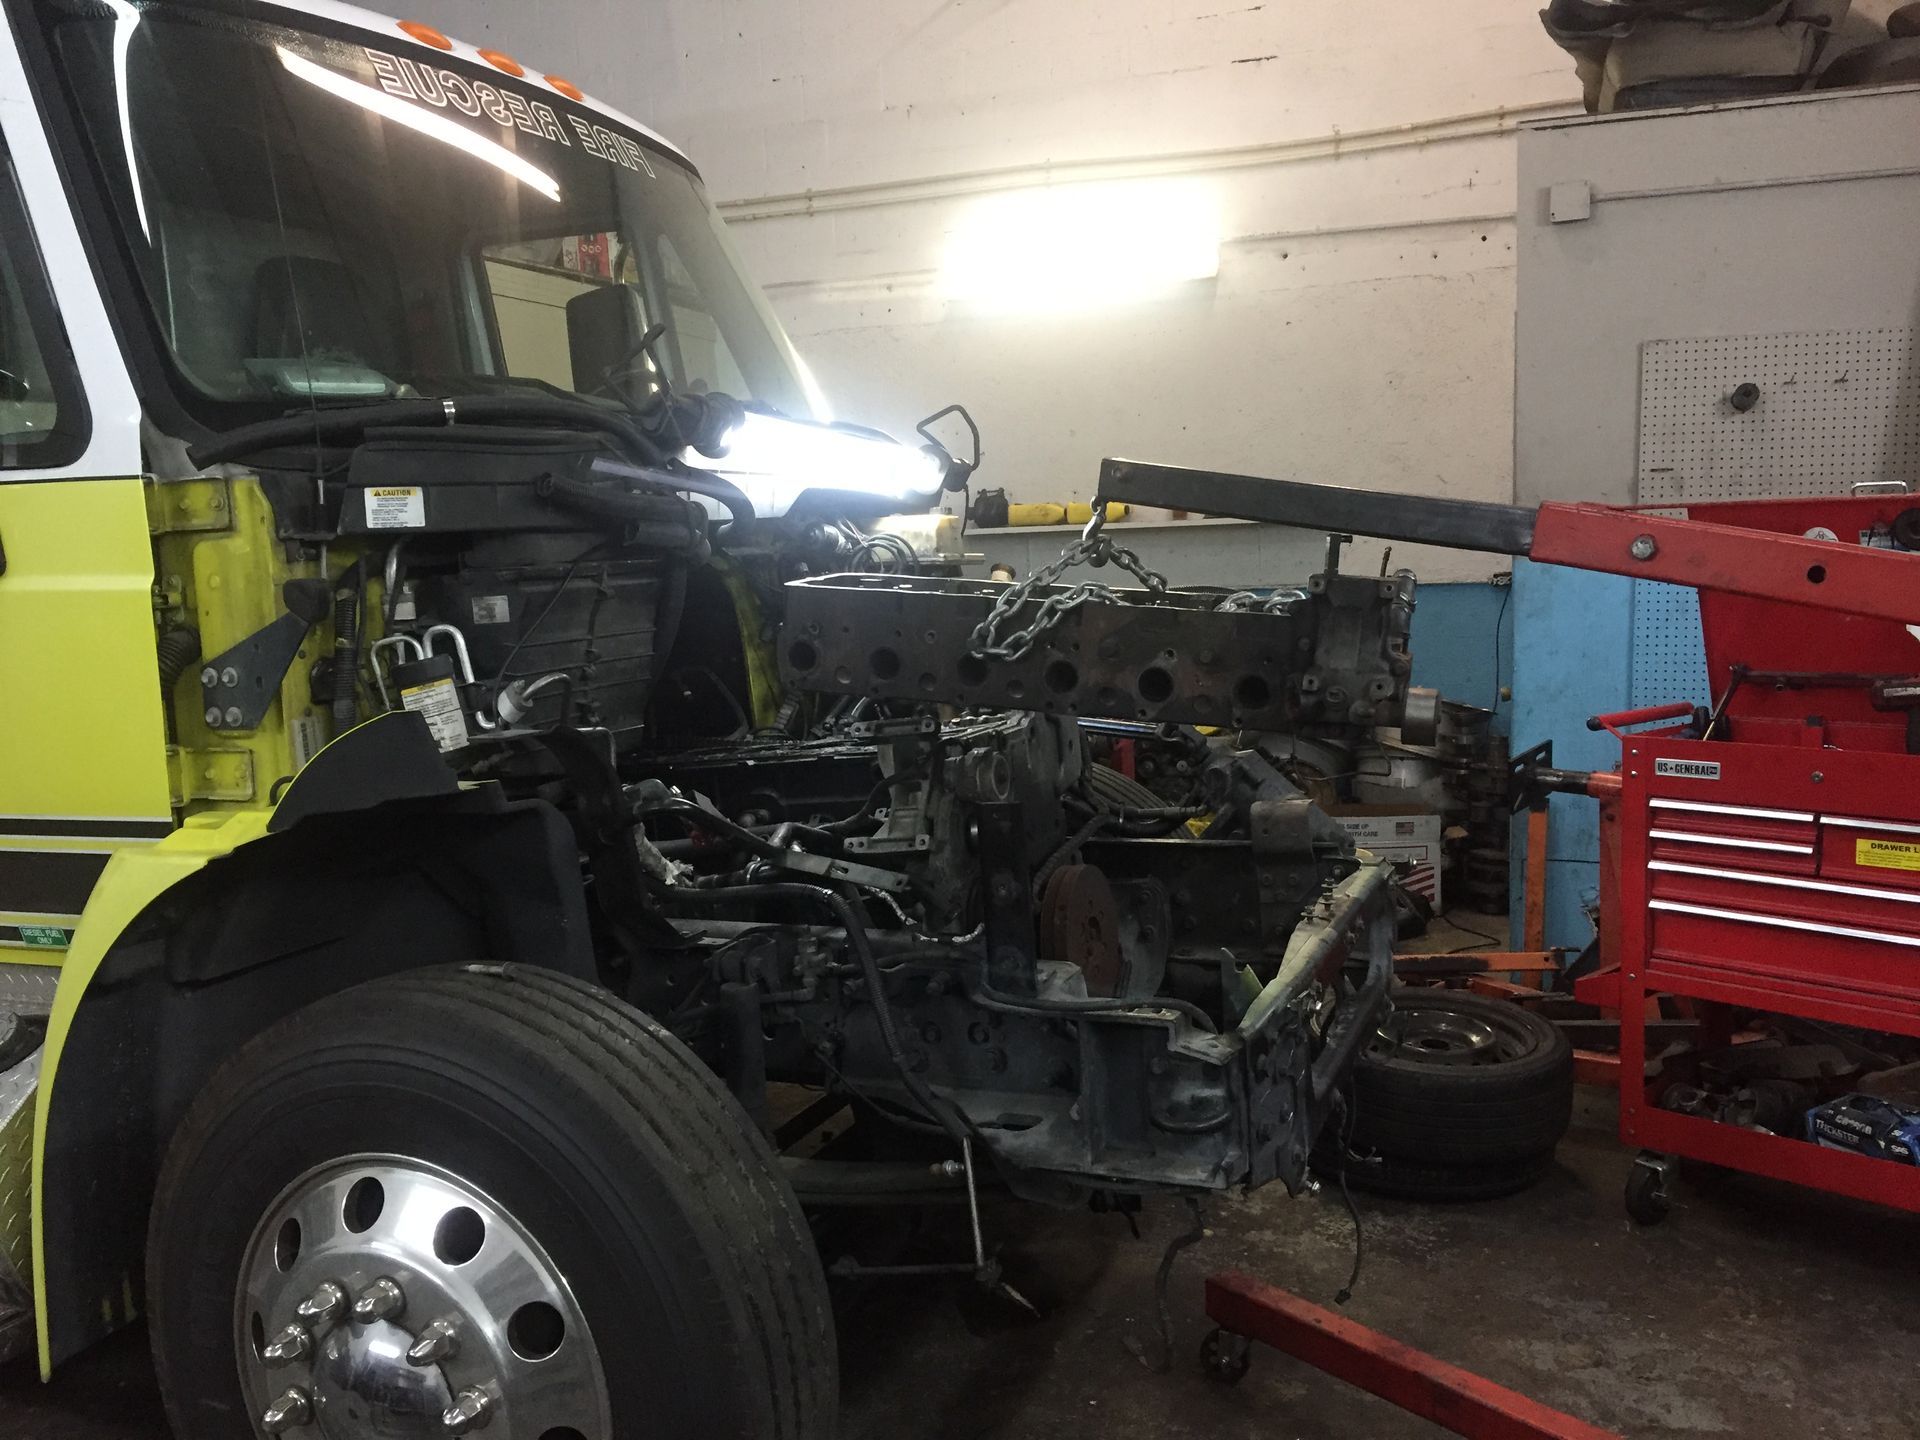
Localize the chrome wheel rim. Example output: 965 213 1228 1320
235 1155 611 1438
1370 1004 1534 1067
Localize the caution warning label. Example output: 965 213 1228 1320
401 676 470 751
364 485 426 529
1855 837 1920 872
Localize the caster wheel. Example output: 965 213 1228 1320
1201 1327 1252 1385
1625 1153 1672 1226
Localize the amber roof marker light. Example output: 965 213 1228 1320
546 75 585 102
478 49 526 77
396 20 453 50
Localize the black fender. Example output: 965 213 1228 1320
39 715 597 1367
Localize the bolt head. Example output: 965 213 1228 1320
294 1281 347 1327
220 666 240 687
1629 534 1658 561
261 1387 313 1434
222 706 244 727
262 1324 312 1367
204 707 223 726
351 1276 405 1324
406 1318 460 1367
442 1386 496 1434
199 666 218 687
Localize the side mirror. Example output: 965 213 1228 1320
916 403 981 493
565 283 650 402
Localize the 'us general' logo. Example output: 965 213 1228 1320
1654 758 1721 780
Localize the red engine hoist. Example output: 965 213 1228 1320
1097 463 1920 1439
1102 460 1920 1219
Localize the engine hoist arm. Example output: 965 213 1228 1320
1095 459 1920 627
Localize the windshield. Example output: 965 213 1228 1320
32 0 814 421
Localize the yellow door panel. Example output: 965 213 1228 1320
0 478 173 951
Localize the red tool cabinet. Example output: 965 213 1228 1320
1577 493 1920 1216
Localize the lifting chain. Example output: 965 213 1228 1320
1215 587 1309 615
969 506 1170 662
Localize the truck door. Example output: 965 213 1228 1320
0 52 170 960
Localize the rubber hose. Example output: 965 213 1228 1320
1086 762 1176 812
588 455 754 533
331 563 362 731
657 882 971 1146
155 626 202 695
185 394 671 470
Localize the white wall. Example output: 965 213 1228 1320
416 1 1578 580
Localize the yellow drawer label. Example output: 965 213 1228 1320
1855 837 1920 872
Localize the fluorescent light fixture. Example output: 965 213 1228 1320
941 179 1221 313
106 0 149 240
276 47 560 203
682 411 945 518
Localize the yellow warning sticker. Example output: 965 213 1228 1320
1855 837 1920 872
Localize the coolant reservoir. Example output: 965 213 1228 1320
871 512 964 563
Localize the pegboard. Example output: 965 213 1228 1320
1639 329 1920 503
1629 580 1709 710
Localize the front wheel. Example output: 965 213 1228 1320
148 964 835 1440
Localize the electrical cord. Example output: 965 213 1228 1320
1126 1197 1208 1373
487 545 605 689
1033 811 1113 894
1435 912 1509 953
1491 573 1513 717
1332 1092 1364 1306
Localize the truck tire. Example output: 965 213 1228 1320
1346 989 1573 1167
147 963 835 1440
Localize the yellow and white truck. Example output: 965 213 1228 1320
0 3 1406 1436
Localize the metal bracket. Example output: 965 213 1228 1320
199 578 331 732
759 848 912 894
976 801 1038 996
167 745 257 804
145 476 234 534
1249 796 1320 950
845 717 940 856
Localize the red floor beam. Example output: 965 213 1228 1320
1205 1272 1624 1440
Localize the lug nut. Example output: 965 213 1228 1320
294 1281 347 1327
261 1324 311 1367
442 1386 496 1433
261 1387 312 1433
406 1317 459 1366
351 1276 405 1324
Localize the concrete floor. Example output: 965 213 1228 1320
4 1091 1916 1439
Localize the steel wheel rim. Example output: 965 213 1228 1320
1370 1001 1535 1067
234 1154 611 1439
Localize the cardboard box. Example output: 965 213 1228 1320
1326 804 1443 912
